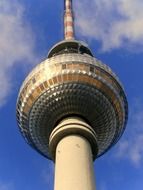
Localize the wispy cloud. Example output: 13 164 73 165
74 0 143 51
0 0 36 107
0 181 14 190
41 162 54 189
116 98 143 167
99 183 108 190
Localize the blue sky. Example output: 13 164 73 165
0 0 143 189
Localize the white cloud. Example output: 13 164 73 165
74 0 143 51
0 0 36 107
116 99 143 167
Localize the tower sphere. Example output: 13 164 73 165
16 40 128 159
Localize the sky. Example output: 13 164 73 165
0 0 143 189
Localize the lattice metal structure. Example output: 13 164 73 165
16 0 128 162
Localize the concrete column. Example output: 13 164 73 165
49 117 97 190
54 135 96 190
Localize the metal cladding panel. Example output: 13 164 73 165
16 53 128 159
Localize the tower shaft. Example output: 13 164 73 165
54 135 96 190
49 117 97 190
64 0 74 40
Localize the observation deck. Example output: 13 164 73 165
16 40 128 159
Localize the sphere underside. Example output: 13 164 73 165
16 53 128 159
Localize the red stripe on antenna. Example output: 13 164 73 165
64 0 74 40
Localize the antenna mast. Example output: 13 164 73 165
64 0 74 40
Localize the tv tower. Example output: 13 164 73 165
16 0 128 190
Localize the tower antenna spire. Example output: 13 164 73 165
64 0 75 40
